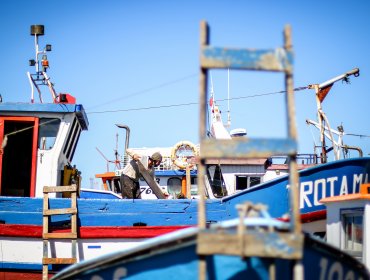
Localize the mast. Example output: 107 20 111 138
307 68 360 163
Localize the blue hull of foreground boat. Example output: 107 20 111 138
52 227 369 280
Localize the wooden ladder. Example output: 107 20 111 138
42 185 78 280
196 21 303 279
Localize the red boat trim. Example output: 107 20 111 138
0 271 48 280
277 210 327 223
0 224 192 238
300 210 326 223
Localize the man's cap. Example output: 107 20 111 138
151 152 162 162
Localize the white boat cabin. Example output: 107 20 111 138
0 101 88 198
321 183 370 269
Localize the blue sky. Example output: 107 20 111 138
1 1 369 185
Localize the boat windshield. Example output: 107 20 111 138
38 118 61 150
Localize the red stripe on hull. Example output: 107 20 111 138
301 210 326 223
277 210 327 223
0 271 52 280
0 224 192 238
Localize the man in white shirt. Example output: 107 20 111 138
120 150 162 199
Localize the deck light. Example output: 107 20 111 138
29 59 36 66
30 25 44 36
46 44 52 51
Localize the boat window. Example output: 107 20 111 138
207 165 228 198
38 118 61 150
235 175 262 190
112 178 121 194
167 177 182 197
341 209 363 261
190 177 198 196
105 179 113 191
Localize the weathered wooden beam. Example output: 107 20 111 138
136 160 166 199
200 138 297 159
201 46 293 72
197 231 303 259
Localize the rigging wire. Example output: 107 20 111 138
87 86 309 115
345 133 370 138
87 73 198 110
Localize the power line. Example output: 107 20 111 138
87 86 309 115
87 73 198 110
88 101 198 114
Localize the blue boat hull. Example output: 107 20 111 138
1 158 369 228
52 228 369 280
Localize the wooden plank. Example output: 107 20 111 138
42 257 77 265
72 239 77 258
136 160 166 199
43 232 77 239
43 240 48 258
197 231 303 259
43 208 77 216
71 192 77 233
201 46 293 72
200 138 297 159
43 193 49 235
43 185 77 193
42 185 78 273
42 264 49 280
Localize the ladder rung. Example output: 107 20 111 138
197 231 303 259
200 138 297 159
43 208 77 215
43 185 78 193
43 257 77 265
200 46 293 72
43 232 77 239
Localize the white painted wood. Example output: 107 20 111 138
1 237 146 264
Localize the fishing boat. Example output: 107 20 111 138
1 24 369 279
52 21 370 280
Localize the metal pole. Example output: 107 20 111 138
318 68 359 89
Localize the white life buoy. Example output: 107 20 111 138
171 140 198 170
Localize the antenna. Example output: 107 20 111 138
114 133 121 169
27 25 56 103
226 68 231 127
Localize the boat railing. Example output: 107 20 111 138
270 153 319 165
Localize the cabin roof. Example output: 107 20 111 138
0 102 89 130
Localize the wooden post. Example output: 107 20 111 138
186 165 191 199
